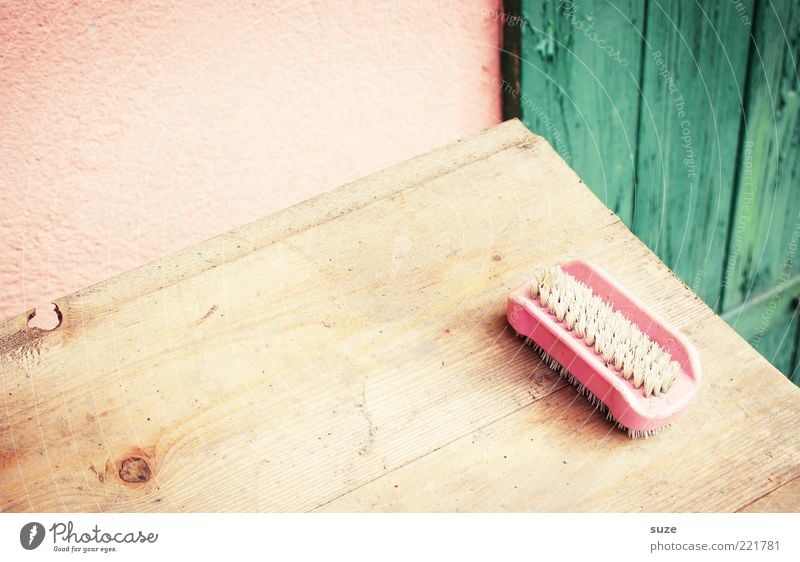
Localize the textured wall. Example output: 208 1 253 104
0 1 502 320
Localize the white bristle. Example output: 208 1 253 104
529 267 681 398
523 339 670 439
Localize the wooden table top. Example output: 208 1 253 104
1 120 798 512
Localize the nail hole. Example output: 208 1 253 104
27 303 62 331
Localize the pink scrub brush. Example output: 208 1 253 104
507 260 701 438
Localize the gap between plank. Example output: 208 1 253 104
734 471 800 512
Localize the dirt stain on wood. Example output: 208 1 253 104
89 459 111 483
0 450 18 472
0 328 44 362
198 305 218 323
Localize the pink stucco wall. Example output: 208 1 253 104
0 1 502 321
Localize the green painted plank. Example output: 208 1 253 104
721 0 800 382
518 0 644 225
634 0 754 309
793 324 800 385
756 313 799 375
722 274 800 374
722 0 800 312
510 0 800 383
722 275 800 335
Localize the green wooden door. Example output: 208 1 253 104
504 0 800 384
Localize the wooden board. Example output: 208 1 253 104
519 0 644 225
1 120 799 512
740 474 800 512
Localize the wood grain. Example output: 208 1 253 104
1 120 798 512
739 475 800 512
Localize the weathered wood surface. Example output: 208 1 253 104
1 120 798 512
740 474 800 512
